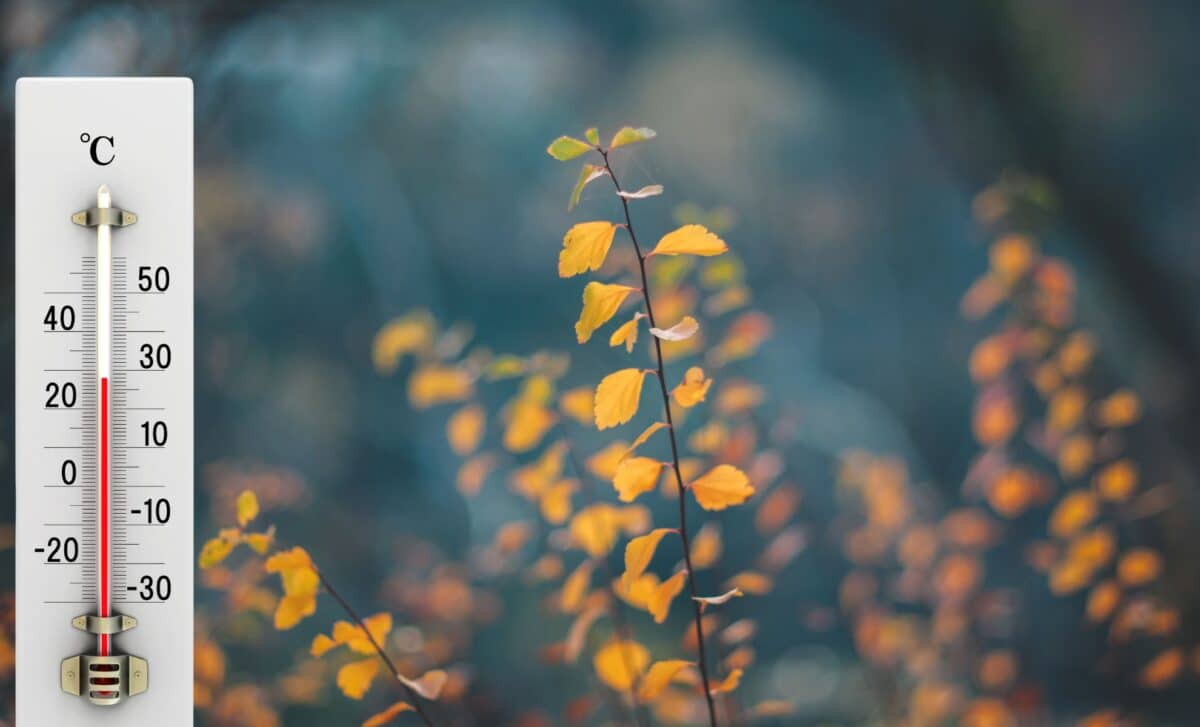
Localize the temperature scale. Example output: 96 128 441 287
15 78 194 724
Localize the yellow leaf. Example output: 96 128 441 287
586 440 627 481
615 572 661 610
511 440 567 498
372 311 434 373
559 386 595 425
540 479 576 525
408 365 474 409
570 504 622 558
637 660 693 701
710 668 743 695
447 403 486 455
624 421 667 459
609 313 642 353
672 366 712 408
585 127 600 145
613 457 665 503
650 316 699 342
362 701 415 727
503 399 557 453
243 526 275 555
311 634 338 657
624 528 674 585
649 571 688 623
690 464 754 511
693 588 743 609
576 282 637 343
561 559 594 613
275 594 317 630
236 490 260 527
649 224 728 257
334 613 393 655
398 669 448 700
1118 548 1162 586
594 368 649 429
593 640 650 691
560 221 618 278
568 164 609 210
198 535 237 569
547 135 593 161
1049 490 1099 538
337 658 380 700
265 546 314 574
609 126 657 149
690 523 723 569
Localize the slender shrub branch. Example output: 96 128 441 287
599 149 721 727
315 569 437 727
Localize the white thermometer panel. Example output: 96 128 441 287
15 77 194 725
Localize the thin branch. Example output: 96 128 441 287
315 569 437 727
598 148 721 727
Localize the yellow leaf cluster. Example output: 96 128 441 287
593 640 650 691
576 283 637 343
265 547 320 630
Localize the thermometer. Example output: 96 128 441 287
15 77 194 724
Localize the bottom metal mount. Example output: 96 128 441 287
61 653 149 706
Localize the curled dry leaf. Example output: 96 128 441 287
617 184 664 200
398 669 448 700
693 588 744 610
650 315 699 342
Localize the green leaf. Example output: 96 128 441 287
569 164 609 210
609 127 656 149
585 127 600 145
547 136 593 161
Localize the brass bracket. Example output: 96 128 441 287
71 614 138 636
71 207 137 227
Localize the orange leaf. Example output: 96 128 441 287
561 559 595 613
408 365 474 409
593 640 650 691
623 528 674 585
725 571 773 596
637 660 693 701
559 386 595 426
576 282 637 344
310 633 338 657
1049 490 1098 538
559 221 618 278
447 403 486 455
362 701 414 727
594 368 649 430
337 658 380 700
709 668 743 695
570 505 622 558
649 224 728 257
649 571 688 623
690 523 723 569
624 421 667 459
613 457 665 503
672 366 712 408
690 464 754 511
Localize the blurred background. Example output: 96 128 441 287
2 1 1200 725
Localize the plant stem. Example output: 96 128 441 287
315 569 437 727
599 149 720 727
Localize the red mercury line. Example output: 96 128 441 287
96 185 114 657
